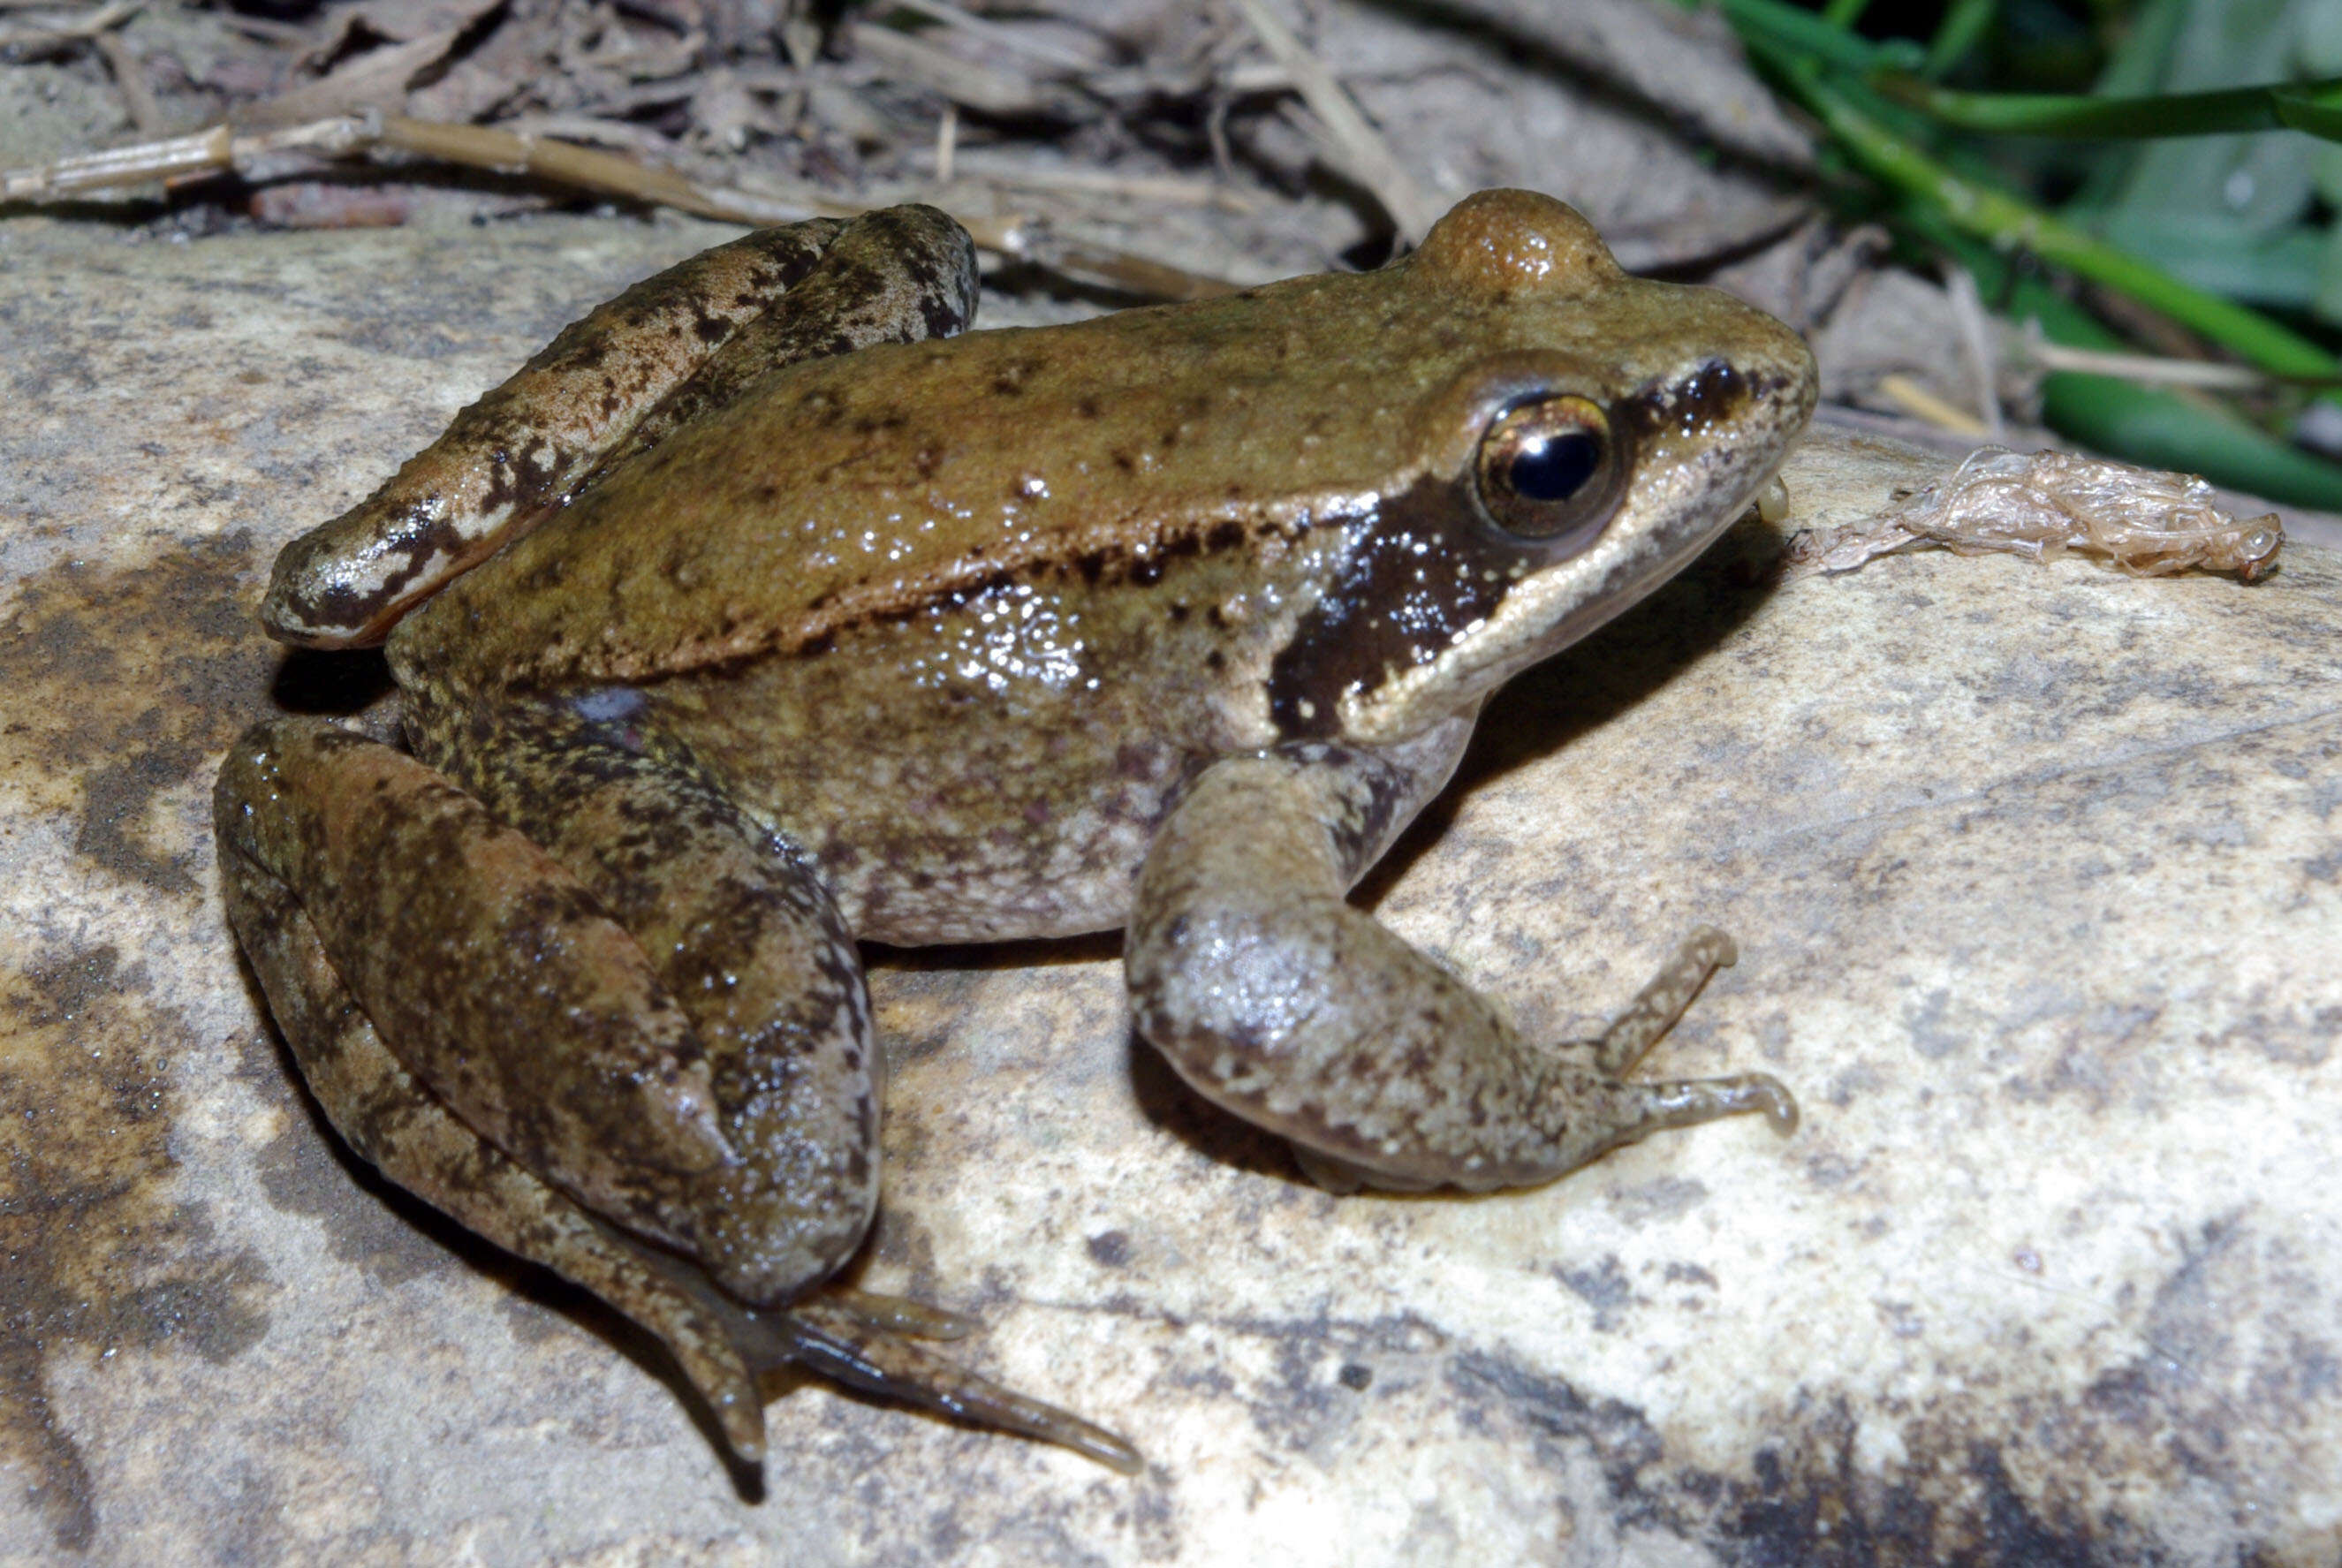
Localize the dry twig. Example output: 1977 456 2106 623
2012 322 2317 391
0 0 138 58
884 0 1100 76
1227 0 1443 244
0 112 1242 300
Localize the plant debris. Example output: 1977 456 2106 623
10 0 2323 525
1795 445 2285 580
3 0 1830 302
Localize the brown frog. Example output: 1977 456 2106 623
214 190 1818 1473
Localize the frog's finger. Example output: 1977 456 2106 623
781 1299 1143 1475
1591 924 1737 1076
262 204 978 651
216 717 739 1258
438 702 881 1309
212 804 771 1462
1128 747 1796 1193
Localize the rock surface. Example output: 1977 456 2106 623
4 213 2340 1566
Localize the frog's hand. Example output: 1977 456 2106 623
1125 747 1798 1193
212 786 773 1461
262 204 979 650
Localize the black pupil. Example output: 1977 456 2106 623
1509 428 1600 503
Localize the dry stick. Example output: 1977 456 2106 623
1226 0 1443 245
3 122 231 199
0 0 138 54
496 112 709 162
1876 373 1991 439
92 27 168 137
935 101 958 187
2014 326 2296 391
0 113 1243 300
883 0 1100 75
1939 261 2006 442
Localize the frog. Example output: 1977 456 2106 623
213 189 1818 1474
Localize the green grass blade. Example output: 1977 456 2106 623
1704 0 1923 75
1921 219 2342 509
1874 73 2342 140
1921 0 1997 80
2272 87 2342 140
1765 54 2342 381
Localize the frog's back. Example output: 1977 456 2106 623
385 190 1817 944
390 190 1724 701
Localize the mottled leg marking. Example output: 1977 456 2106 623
214 807 772 1459
442 705 881 1307
218 715 1139 1469
262 205 978 649
1126 747 1799 1194
584 203 981 482
218 717 742 1258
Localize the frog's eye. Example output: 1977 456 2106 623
1473 394 1622 545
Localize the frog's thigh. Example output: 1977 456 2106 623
1125 747 1795 1193
214 829 777 1458
263 218 845 648
609 203 980 462
216 718 875 1306
264 204 977 649
448 708 879 1305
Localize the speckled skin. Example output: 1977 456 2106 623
215 192 1817 1469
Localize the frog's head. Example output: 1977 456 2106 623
1267 189 1817 744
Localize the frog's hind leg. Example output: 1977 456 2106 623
216 714 868 1459
427 706 1142 1468
220 713 1136 1467
217 717 775 1268
262 204 978 650
436 704 888 1308
214 763 775 1458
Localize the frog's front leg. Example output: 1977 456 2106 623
216 715 1136 1469
262 203 977 649
1125 746 1797 1193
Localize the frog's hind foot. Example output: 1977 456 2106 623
777 1296 1143 1474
